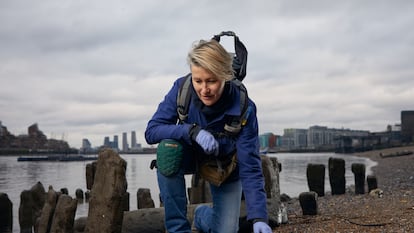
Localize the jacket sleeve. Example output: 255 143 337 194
145 78 193 145
236 100 268 221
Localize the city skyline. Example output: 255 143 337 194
82 130 143 151
2 114 410 152
80 121 400 150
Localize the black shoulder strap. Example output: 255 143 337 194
237 81 250 127
223 79 249 135
177 74 192 123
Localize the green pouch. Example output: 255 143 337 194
156 139 183 176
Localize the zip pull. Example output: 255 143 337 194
241 106 252 126
217 160 224 174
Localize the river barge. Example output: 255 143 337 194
17 154 98 162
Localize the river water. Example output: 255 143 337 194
0 152 376 232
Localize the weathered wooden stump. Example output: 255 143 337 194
84 191 90 201
367 175 378 192
85 162 97 190
84 149 127 233
60 188 69 195
328 157 345 195
122 192 130 211
137 188 155 209
306 164 325 197
299 191 318 215
267 157 281 199
0 192 13 233
75 188 84 200
36 186 58 233
19 182 46 233
19 190 33 233
351 163 366 194
73 217 87 233
261 155 281 223
49 194 78 233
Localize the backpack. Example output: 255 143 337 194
176 31 251 136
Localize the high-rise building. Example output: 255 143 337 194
82 138 91 148
122 132 129 152
113 135 119 150
104 136 111 147
80 138 93 153
131 131 137 148
401 110 414 143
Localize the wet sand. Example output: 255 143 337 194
275 146 414 233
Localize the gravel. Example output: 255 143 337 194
274 146 414 233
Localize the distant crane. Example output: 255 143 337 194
49 132 67 142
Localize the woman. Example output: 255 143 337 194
145 38 271 233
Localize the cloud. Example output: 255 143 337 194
1 0 413 148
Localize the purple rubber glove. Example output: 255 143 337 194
253 221 272 233
195 129 219 156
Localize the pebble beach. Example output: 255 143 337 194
275 146 414 233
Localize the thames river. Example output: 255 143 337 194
0 152 376 232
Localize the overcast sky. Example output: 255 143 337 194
1 0 413 149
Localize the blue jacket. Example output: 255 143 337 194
145 76 268 221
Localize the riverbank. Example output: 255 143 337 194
275 146 414 232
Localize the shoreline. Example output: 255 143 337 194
275 145 414 232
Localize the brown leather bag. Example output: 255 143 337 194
199 153 237 186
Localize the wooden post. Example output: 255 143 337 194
306 164 325 197
351 163 366 194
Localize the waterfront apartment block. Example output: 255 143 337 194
281 126 369 151
401 110 414 143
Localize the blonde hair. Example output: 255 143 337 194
187 40 234 81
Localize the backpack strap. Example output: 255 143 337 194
223 79 249 136
177 74 192 123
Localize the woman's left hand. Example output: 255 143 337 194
253 221 272 233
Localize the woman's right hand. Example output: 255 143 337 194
195 129 219 156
